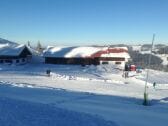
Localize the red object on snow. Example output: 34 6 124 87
130 65 136 71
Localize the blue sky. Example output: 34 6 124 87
0 0 168 46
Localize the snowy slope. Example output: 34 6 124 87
0 64 168 126
0 38 17 45
0 95 116 126
0 82 168 126
155 54 168 65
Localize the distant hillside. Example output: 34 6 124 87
128 50 168 71
157 46 168 54
0 38 18 45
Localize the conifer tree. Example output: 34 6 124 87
27 41 31 47
36 41 43 53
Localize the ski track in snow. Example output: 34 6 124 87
0 64 168 126
0 64 168 99
0 96 117 126
0 84 168 126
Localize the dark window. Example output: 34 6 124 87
5 60 12 63
16 59 20 63
22 59 25 62
0 60 4 63
115 62 121 64
102 61 109 64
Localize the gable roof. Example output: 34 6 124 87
0 43 27 56
43 46 103 58
43 46 130 59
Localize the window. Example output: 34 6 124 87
102 61 109 64
0 60 3 63
16 59 20 63
115 62 121 65
22 59 25 62
5 60 12 63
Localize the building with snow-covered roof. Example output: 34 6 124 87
0 43 32 65
43 46 131 68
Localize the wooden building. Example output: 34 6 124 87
43 46 130 68
0 43 32 65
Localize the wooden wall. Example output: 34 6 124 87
45 57 125 65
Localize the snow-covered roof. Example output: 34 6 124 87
101 52 130 59
0 43 26 56
43 46 130 58
43 46 103 58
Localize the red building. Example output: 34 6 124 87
43 46 130 68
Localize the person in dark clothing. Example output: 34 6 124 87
125 64 129 71
46 69 51 77
124 64 130 78
153 82 156 89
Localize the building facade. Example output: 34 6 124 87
43 46 131 69
0 44 32 65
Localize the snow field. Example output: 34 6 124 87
0 64 168 126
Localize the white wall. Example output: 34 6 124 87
100 60 126 69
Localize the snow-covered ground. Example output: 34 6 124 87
155 54 168 66
0 64 168 126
